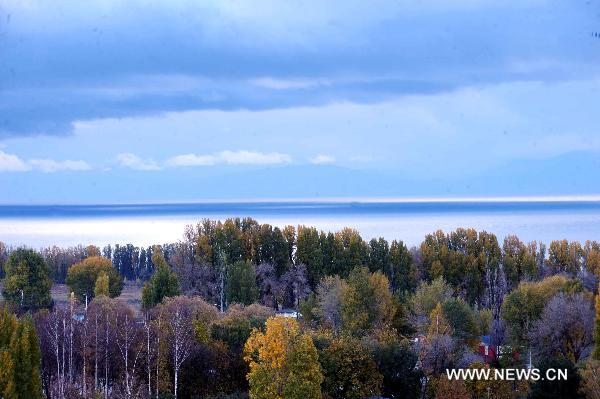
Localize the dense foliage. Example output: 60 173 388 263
141 247 179 309
0 307 43 399
2 218 600 398
65 256 122 301
2 249 52 311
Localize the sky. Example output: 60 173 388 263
0 0 599 203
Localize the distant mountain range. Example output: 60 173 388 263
1 151 599 204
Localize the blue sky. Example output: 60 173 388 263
0 0 599 203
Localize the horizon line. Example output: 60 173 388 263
2 194 600 206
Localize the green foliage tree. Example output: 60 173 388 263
0 308 42 399
371 339 422 399
319 336 382 399
10 315 42 399
244 316 323 399
66 256 122 301
410 277 453 331
2 249 52 311
341 267 395 335
227 260 259 305
212 304 273 353
389 240 415 293
502 235 538 288
257 224 290 276
547 239 583 275
368 237 389 274
420 229 501 305
0 241 7 279
441 298 479 343
0 307 17 398
295 226 324 288
94 271 110 297
141 247 179 309
333 228 368 277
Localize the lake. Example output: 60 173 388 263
1 200 599 247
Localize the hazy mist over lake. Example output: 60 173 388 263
1 200 599 248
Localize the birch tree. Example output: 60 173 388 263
114 304 142 398
156 296 219 399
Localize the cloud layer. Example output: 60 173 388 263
1 1 598 137
0 1 599 201
0 150 90 173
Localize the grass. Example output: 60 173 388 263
1 281 143 316
52 281 143 314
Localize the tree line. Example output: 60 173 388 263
2 218 600 398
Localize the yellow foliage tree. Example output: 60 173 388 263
94 272 110 297
428 303 452 337
244 316 323 399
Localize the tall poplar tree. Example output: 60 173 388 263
0 308 42 399
141 247 179 309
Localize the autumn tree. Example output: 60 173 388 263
464 361 513 399
502 235 537 287
141 247 179 309
434 376 469 399
66 256 122 301
410 277 453 332
547 239 583 275
0 308 43 399
244 316 323 399
86 245 101 258
428 303 452 337
584 241 600 276
341 267 395 335
94 272 110 297
581 360 600 399
2 248 52 311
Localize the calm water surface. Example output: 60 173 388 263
0 201 599 247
